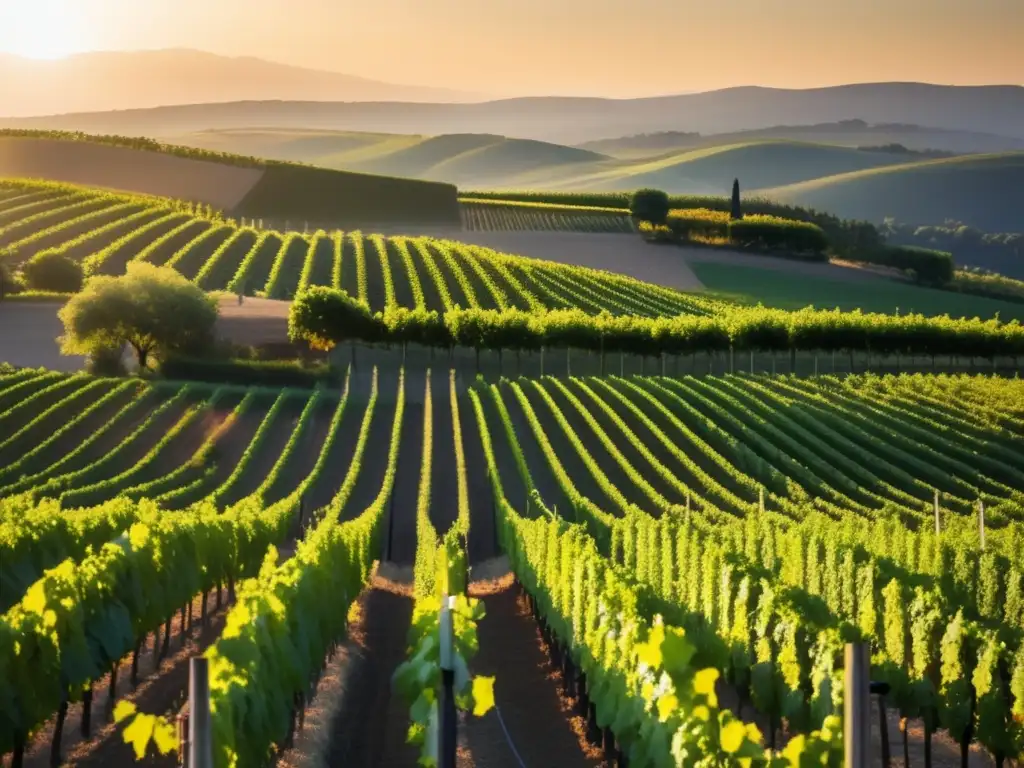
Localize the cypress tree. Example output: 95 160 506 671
730 178 743 220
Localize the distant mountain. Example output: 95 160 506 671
1 83 1020 144
580 120 1024 158
0 49 479 117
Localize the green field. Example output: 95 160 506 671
691 259 1024 320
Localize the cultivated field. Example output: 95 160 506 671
1 365 1022 765
2 142 1024 766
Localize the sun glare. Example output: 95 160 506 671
0 0 83 60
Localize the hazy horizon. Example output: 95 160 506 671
1 0 1021 100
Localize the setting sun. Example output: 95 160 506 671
0 0 86 59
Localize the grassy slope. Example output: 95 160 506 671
691 260 1024 321
0 130 460 225
517 140 911 192
762 152 1024 230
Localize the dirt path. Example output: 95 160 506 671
387 398 425 565
463 391 499 564
265 396 334 505
320 576 417 768
0 303 85 371
304 396 366 512
463 579 606 768
216 393 303 506
163 395 272 509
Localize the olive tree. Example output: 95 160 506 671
59 262 218 370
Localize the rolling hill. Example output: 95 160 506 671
171 129 610 188
510 141 916 193
762 152 1024 231
2 83 1020 145
170 130 914 193
0 49 479 118
579 120 1024 158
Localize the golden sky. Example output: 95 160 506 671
1 0 1021 96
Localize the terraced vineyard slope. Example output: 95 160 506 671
0 178 711 312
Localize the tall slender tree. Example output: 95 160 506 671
730 178 743 220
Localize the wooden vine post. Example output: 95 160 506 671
438 595 457 768
188 657 213 768
844 643 870 768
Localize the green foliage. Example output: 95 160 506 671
871 245 956 286
461 199 635 233
205 371 403 767
727 217 830 259
629 188 671 225
237 163 460 225
158 356 340 388
664 208 731 240
731 179 742 220
112 701 178 760
58 262 217 369
288 286 380 350
289 288 1024 362
0 495 301 756
393 594 494 766
21 250 84 293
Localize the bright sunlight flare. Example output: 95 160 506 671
0 0 85 59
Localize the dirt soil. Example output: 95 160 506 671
463 577 608 768
0 137 264 210
317 574 417 768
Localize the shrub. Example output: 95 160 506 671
630 189 670 225
727 216 830 260
665 208 730 240
872 245 955 286
22 250 84 293
159 356 339 388
951 268 1024 304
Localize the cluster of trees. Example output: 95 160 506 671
882 218 1023 278
289 286 1024 362
640 206 831 260
629 188 956 284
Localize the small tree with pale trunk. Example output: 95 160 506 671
59 262 217 370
